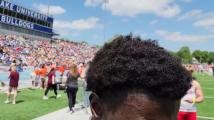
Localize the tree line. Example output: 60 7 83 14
170 47 214 64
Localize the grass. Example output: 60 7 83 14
0 87 83 120
194 73 214 119
0 74 213 120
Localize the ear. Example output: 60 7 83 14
90 93 104 120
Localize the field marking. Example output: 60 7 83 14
198 116 214 120
200 81 214 83
202 87 214 90
205 96 214 99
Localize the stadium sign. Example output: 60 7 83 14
0 0 53 22
0 14 52 33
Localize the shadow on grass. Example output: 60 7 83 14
16 100 24 104
49 96 56 99
28 88 36 91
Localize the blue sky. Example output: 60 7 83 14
10 0 214 52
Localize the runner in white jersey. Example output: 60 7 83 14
178 67 204 120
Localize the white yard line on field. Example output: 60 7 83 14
202 87 214 90
198 116 214 120
205 96 214 99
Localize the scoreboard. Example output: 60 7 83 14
0 0 54 37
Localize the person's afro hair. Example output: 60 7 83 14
86 35 192 101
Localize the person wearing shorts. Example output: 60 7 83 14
178 67 204 120
33 69 40 88
30 71 36 88
5 66 19 104
40 64 47 89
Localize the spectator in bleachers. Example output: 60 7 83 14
0 34 98 69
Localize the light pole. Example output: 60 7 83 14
47 0 51 16
103 0 108 43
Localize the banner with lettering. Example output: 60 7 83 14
0 14 53 33
0 0 53 23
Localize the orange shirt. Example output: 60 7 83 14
34 69 40 76
40 67 47 77
57 66 65 74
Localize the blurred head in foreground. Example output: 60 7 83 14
87 35 192 120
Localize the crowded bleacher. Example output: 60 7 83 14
0 34 98 68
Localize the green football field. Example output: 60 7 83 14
0 73 213 120
0 87 83 120
194 73 214 120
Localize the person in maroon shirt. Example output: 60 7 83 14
5 66 19 104
43 68 61 100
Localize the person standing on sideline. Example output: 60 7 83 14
40 64 47 89
57 65 65 82
5 67 19 104
9 60 16 70
30 70 37 89
43 68 61 100
34 68 41 88
65 65 80 113
81 63 91 112
178 67 204 120
212 65 214 77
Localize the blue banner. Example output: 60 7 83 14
0 0 53 23
0 14 53 33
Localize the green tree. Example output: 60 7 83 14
96 45 102 48
208 52 214 64
192 50 209 63
169 51 178 58
201 51 209 63
177 46 192 64
192 50 202 62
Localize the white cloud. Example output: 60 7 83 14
85 0 103 7
36 4 66 15
194 18 214 32
150 19 159 25
194 17 214 27
155 29 214 42
178 9 214 21
54 17 100 31
55 29 70 36
53 17 100 38
177 9 203 21
178 10 214 32
85 0 181 18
